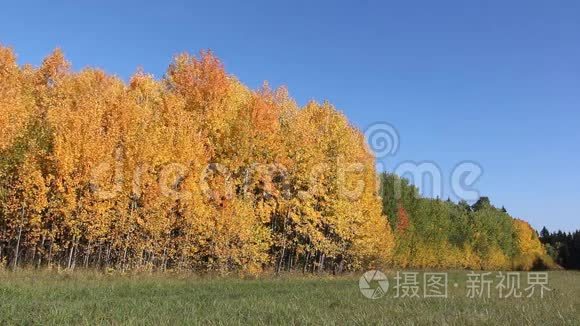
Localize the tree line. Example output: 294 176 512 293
0 45 392 273
539 228 580 270
0 45 556 273
380 173 555 270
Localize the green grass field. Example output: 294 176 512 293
0 270 578 325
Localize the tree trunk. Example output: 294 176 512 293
67 237 76 270
287 248 293 271
47 242 53 269
84 241 91 269
161 247 167 272
71 241 78 270
97 244 102 268
36 235 45 269
303 251 310 274
13 206 25 271
105 244 111 268
276 246 286 275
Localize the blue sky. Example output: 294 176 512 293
1 0 578 231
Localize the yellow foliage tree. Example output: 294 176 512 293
512 219 554 270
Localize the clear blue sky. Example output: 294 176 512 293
1 0 578 231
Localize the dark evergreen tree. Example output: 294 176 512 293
472 196 491 211
539 227 580 270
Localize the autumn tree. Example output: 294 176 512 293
0 44 551 274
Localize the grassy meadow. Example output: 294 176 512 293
0 270 578 325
